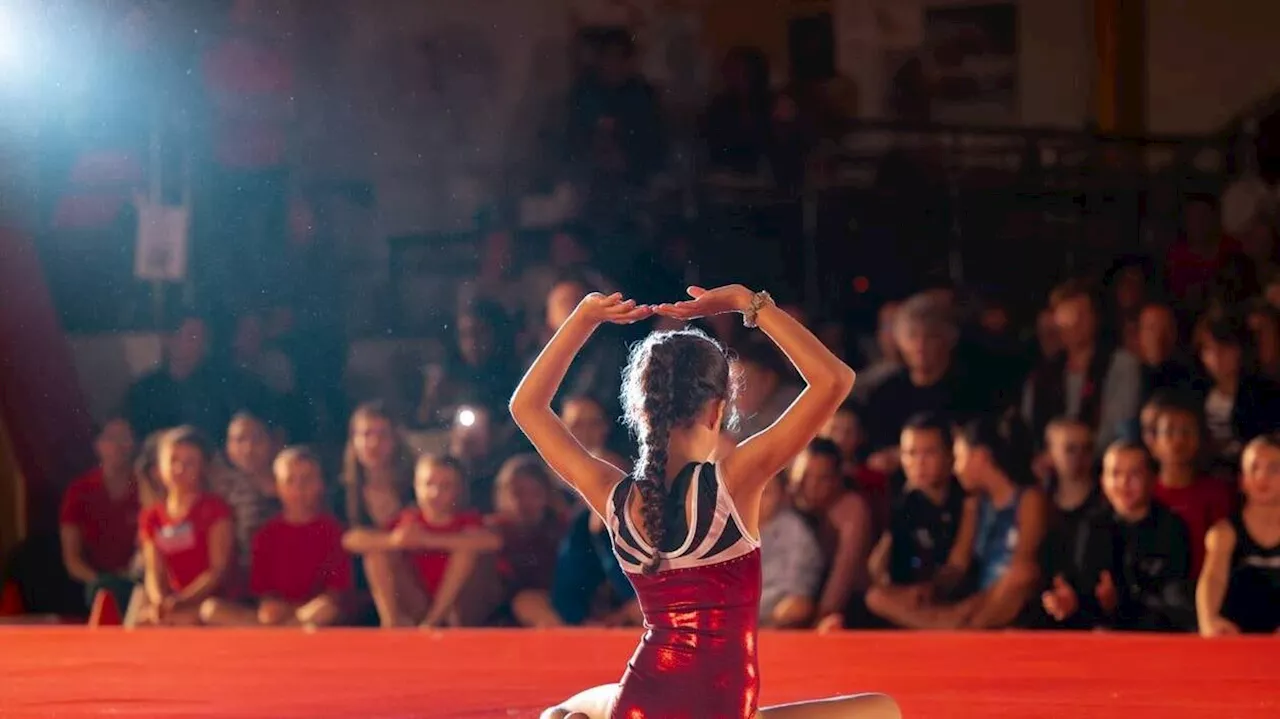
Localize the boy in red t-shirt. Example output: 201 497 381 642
135 427 235 626
59 418 139 612
344 454 503 627
201 447 351 627
1150 402 1237 578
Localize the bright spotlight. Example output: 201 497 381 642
457 407 477 428
0 7 22 77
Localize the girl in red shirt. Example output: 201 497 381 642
202 446 351 627
344 454 503 627
135 426 234 626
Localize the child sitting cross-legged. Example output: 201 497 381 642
201 447 351 628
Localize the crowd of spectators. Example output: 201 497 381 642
51 190 1280 636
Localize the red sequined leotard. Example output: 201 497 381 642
605 461 762 719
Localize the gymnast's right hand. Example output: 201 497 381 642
577 292 653 326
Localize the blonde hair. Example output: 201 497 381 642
1242 433 1280 468
273 445 323 480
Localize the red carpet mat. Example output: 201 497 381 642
0 627 1275 718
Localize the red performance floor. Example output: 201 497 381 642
1 627 1276 718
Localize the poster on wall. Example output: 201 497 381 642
834 0 925 119
923 3 1018 124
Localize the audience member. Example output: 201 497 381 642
1246 302 1280 382
1197 434 1280 635
415 299 520 429
126 314 270 443
867 413 1048 629
866 414 976 623
486 455 565 622
1043 440 1195 632
758 472 824 628
1194 317 1280 474
339 402 415 532
59 418 139 611
1135 302 1199 401
345 455 502 628
1149 399 1237 577
1023 280 1143 455
1043 417 1105 551
134 427 235 626
788 439 873 630
210 412 282 575
819 404 889 529
728 342 802 440
201 446 350 627
861 292 985 475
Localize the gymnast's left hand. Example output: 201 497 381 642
576 292 654 326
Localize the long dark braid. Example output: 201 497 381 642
621 329 732 576
634 346 678 574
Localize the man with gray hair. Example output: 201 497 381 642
860 291 990 475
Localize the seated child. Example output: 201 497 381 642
1042 440 1195 631
133 427 235 626
343 454 503 627
867 414 976 613
1149 398 1237 577
60 418 139 612
789 438 874 630
486 455 566 618
867 414 1048 630
1197 434 1280 636
759 472 824 627
201 446 351 627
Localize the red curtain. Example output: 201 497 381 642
0 227 96 534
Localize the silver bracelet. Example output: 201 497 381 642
742 290 774 328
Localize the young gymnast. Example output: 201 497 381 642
510 285 900 719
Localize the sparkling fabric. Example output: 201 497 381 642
610 549 762 719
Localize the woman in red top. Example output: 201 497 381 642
135 426 235 626
344 454 504 627
511 286 899 719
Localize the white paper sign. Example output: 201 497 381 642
133 200 189 281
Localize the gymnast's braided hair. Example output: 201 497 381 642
621 328 734 574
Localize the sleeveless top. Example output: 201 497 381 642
606 461 761 574
975 488 1023 591
603 461 764 719
1223 511 1280 633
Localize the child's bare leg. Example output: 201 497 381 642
866 585 967 630
422 550 480 627
759 694 901 719
450 552 504 627
165 605 203 626
363 552 429 627
771 595 816 628
512 590 566 628
295 594 343 628
123 586 148 628
539 684 618 719
199 598 259 626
